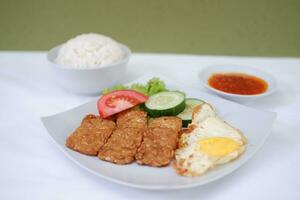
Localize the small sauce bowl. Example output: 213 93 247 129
199 64 277 102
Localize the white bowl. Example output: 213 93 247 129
199 64 277 103
47 43 131 95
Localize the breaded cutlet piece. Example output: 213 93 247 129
66 114 116 156
116 109 147 130
148 116 182 133
98 127 143 164
135 127 179 167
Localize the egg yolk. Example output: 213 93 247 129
198 137 241 157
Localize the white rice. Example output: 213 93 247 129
55 33 126 69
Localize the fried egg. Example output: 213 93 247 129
175 103 247 176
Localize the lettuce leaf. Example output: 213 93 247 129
101 77 168 96
146 77 167 96
130 83 148 95
102 84 128 94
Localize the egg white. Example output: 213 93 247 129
175 103 247 176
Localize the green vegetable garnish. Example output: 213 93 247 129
102 84 128 94
101 77 168 96
146 77 167 96
130 83 148 95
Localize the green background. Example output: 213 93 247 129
0 0 299 57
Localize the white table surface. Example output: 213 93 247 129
0 52 300 200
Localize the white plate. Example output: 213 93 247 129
199 64 277 103
41 74 276 190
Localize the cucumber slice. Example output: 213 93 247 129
145 91 186 117
177 98 205 127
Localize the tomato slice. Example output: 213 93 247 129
97 90 148 118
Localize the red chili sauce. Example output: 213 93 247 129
208 72 268 95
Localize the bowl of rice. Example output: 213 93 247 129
47 33 131 95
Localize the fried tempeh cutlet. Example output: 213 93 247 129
135 127 179 167
136 116 182 167
66 114 116 156
98 127 143 164
98 109 147 164
116 109 148 130
148 116 182 133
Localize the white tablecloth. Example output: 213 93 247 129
0 52 299 200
